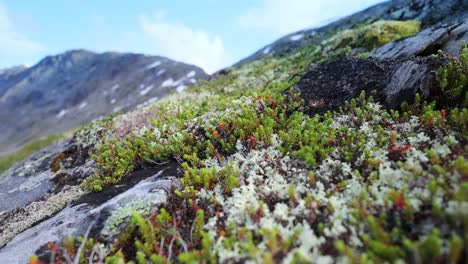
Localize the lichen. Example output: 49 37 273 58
100 190 167 239
0 186 84 247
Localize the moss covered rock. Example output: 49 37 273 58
333 20 421 50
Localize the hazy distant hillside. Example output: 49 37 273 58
0 50 208 157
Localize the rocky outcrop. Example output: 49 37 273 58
373 17 468 58
294 56 447 113
0 50 208 157
0 133 179 263
295 8 467 115
0 136 92 248
235 0 467 66
0 165 177 263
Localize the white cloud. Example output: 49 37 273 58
139 11 232 74
0 3 44 56
237 0 385 35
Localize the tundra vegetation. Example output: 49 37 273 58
28 21 467 263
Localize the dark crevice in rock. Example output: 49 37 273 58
417 43 445 57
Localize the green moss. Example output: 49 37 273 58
333 20 421 50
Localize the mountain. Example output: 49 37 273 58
0 0 467 263
0 50 208 157
0 66 28 97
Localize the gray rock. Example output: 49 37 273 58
0 185 85 250
0 163 178 263
373 17 468 58
0 140 72 212
384 59 440 106
0 128 100 213
0 50 208 157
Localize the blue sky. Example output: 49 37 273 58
0 0 385 73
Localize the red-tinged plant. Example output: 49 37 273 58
219 122 227 131
387 134 411 161
251 206 264 223
29 256 44 264
47 242 64 264
248 135 257 150
390 191 408 211
212 130 221 139
270 99 278 109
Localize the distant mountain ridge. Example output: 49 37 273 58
0 49 208 156
0 65 27 76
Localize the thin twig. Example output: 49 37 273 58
63 250 73 264
177 232 188 253
167 234 177 260
97 245 106 264
74 221 96 264
189 216 196 244
147 159 172 165
50 248 56 264
160 227 188 254
88 244 97 264
159 237 165 256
